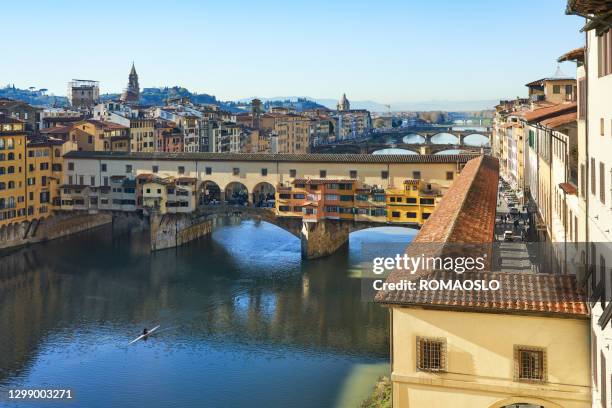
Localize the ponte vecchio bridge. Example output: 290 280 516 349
62 151 479 259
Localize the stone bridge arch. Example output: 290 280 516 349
462 133 491 146
198 180 222 204
252 182 276 207
225 182 249 205
430 132 460 145
401 133 427 144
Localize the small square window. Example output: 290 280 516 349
350 170 357 178
514 346 546 382
68 162 74 171
126 165 132 173
261 168 268 176
205 167 212 175
233 167 240 176
381 171 388 180
101 163 107 172
320 170 327 178
152 165 159 173
416 337 447 372
446 171 454 180
289 169 297 178
178 166 185 175
413 171 421 180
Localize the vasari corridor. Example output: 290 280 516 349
1 1 611 407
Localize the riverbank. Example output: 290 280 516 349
360 376 392 408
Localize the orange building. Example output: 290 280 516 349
276 179 358 221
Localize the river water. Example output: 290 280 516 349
0 219 416 408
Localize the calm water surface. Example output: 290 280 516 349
0 219 416 408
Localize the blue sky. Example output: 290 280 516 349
2 0 583 103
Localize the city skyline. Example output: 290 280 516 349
3 0 583 104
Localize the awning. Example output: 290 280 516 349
559 182 578 195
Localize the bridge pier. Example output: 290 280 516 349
300 219 350 259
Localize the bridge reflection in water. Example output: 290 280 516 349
0 220 416 408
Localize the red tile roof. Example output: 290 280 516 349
540 111 577 128
40 125 72 134
523 103 577 123
375 155 588 317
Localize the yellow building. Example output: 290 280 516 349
1 115 68 227
70 119 129 151
129 118 156 153
526 76 577 104
274 114 311 154
386 179 441 225
142 177 197 214
375 156 590 408
25 136 66 219
0 115 27 226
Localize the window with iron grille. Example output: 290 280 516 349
514 346 546 382
416 337 447 372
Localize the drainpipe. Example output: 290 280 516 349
584 28 590 279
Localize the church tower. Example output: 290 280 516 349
120 63 140 104
337 93 350 111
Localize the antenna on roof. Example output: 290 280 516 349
552 64 566 78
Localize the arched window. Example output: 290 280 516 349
7 166 15 174
54 148 61 157
6 138 14 149
8 181 14 189
0 167 4 175
7 152 14 160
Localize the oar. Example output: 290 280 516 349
128 325 160 345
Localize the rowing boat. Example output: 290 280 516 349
128 325 160 345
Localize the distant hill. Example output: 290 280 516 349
101 86 244 112
237 96 498 112
262 98 328 112
0 85 68 107
1 84 243 112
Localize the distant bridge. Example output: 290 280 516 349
313 126 492 154
312 143 487 155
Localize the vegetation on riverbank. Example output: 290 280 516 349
360 376 391 408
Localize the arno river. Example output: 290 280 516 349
0 219 416 408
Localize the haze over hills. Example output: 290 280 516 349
237 96 499 112
1 83 498 112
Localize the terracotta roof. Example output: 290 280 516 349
375 155 588 317
40 125 72 134
63 151 480 164
558 47 586 62
84 119 128 130
540 111 577 128
523 103 577 123
525 77 575 87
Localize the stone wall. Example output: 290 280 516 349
0 212 113 251
300 220 351 259
150 212 212 251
